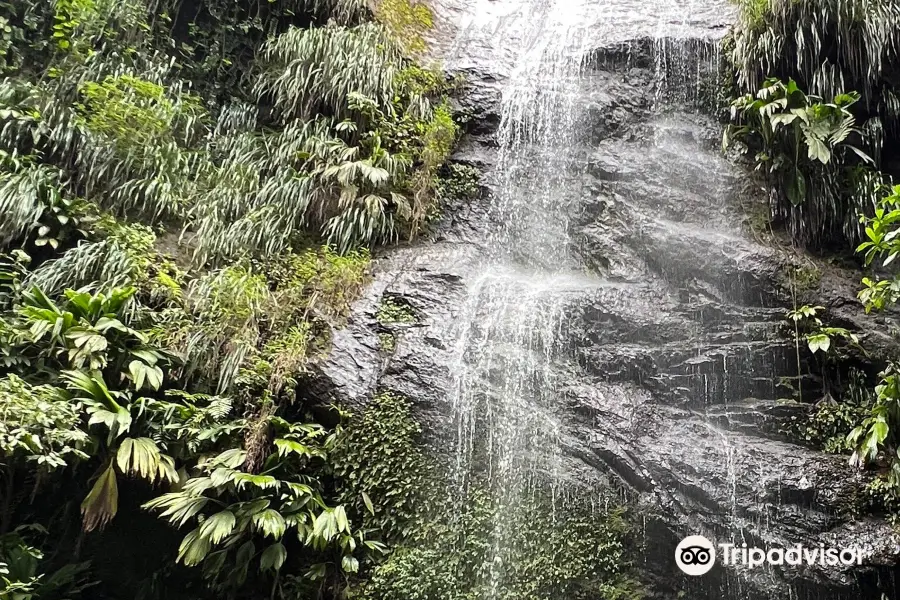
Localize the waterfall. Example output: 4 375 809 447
374 0 897 598
444 2 604 595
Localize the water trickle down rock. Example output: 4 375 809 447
309 1 900 598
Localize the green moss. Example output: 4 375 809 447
378 332 396 353
377 296 416 324
375 0 434 56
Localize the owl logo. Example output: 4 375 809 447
675 535 716 576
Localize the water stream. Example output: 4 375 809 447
339 0 900 597
443 0 737 595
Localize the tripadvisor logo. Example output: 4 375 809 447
675 535 870 576
675 535 716 576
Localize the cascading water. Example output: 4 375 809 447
323 0 898 598
438 0 800 596
445 3 598 593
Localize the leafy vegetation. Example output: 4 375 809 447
376 296 417 325
0 0 470 598
724 77 881 248
727 0 899 250
333 393 641 600
726 0 900 519
359 481 642 600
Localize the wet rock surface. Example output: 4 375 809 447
309 2 900 598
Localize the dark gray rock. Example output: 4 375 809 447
306 2 900 598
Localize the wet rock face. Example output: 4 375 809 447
309 3 900 599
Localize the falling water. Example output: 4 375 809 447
444 2 602 595
433 0 841 598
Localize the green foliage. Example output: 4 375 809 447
787 305 859 356
844 184 900 501
376 297 416 325
725 78 878 247
375 0 434 56
0 527 94 600
728 0 900 248
863 476 900 515
52 0 97 53
0 374 90 470
1 286 158 374
847 366 900 479
144 411 386 593
333 393 429 539
784 262 821 294
76 75 202 151
731 0 900 135
1 0 458 260
435 163 481 203
359 483 641 600
169 247 369 394
788 368 875 452
258 23 405 123
270 247 370 321
857 185 900 311
332 393 642 600
0 0 456 597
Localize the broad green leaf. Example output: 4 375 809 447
177 528 211 566
361 491 374 516
334 505 350 534
117 437 170 483
143 494 209 527
341 555 359 573
199 511 236 544
259 542 286 572
252 509 286 539
81 462 118 532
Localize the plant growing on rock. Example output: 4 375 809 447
724 78 879 247
727 0 899 249
834 185 900 501
0 0 460 596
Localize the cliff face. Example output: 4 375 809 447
308 1 900 597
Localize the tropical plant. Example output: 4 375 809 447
728 0 900 249
0 527 93 600
731 0 900 133
844 184 900 494
144 410 387 594
725 78 879 247
0 0 459 597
